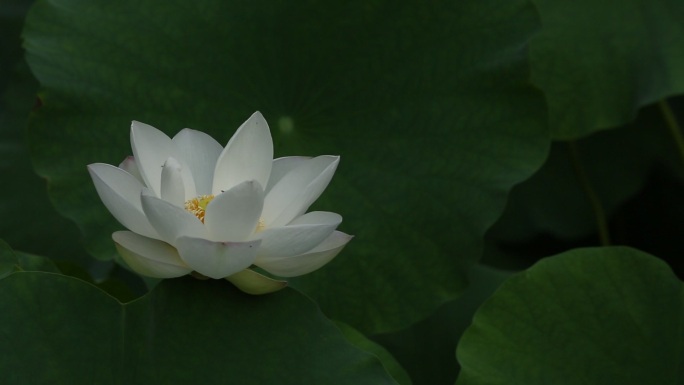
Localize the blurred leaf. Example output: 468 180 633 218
0 239 60 279
488 122 652 242
1 237 139 301
15 250 60 273
530 0 684 139
373 265 511 385
610 168 684 276
0 0 33 89
0 239 17 278
484 100 684 269
336 321 412 385
91 276 138 302
1 272 398 385
24 0 548 333
52 258 142 302
456 247 684 385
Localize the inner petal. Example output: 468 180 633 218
160 157 186 207
172 128 223 196
141 193 208 245
130 121 174 197
204 180 265 242
212 112 273 195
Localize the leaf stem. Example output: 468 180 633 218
658 99 684 168
568 141 611 246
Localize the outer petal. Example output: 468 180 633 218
87 163 159 239
172 128 223 196
113 231 192 278
212 111 273 195
262 155 339 227
130 121 174 197
289 211 343 226
118 156 143 184
175 236 261 279
254 211 342 261
204 180 264 242
265 156 311 194
141 193 208 246
256 231 352 277
225 269 287 295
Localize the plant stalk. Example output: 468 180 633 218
568 141 611 246
658 99 684 168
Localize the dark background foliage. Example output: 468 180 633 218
2 0 683 384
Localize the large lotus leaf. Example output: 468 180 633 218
0 63 93 262
23 0 548 333
456 247 684 385
530 0 684 139
0 0 89 262
0 272 399 385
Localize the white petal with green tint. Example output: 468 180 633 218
175 236 261 279
262 155 339 227
88 163 159 240
204 180 264 242
160 157 186 207
212 112 273 195
254 211 342 260
130 120 174 197
225 269 287 295
172 128 223 196
257 231 352 277
265 156 311 194
141 193 208 245
113 231 192 278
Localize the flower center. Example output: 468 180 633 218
184 195 215 223
255 218 266 233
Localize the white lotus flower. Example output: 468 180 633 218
87 112 351 294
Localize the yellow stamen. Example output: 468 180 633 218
255 218 266 233
184 194 214 223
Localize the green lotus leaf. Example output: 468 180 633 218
0 272 398 385
531 0 684 139
24 0 548 333
457 247 684 385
